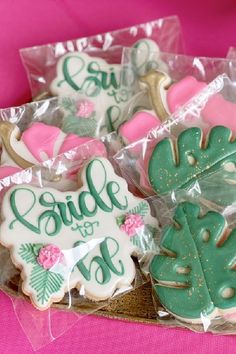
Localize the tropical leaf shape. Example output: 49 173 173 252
63 114 97 137
19 243 64 306
61 97 76 114
128 201 149 217
150 202 236 323
131 224 158 251
30 264 64 306
19 243 43 264
148 125 236 195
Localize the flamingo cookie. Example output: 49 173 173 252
0 121 106 189
119 70 236 146
119 71 207 145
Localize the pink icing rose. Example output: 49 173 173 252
120 214 144 237
76 100 95 118
37 244 63 270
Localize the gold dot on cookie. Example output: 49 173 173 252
202 230 210 242
223 162 236 172
221 287 234 299
186 153 197 166
176 266 191 274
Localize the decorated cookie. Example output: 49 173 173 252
119 110 159 146
51 40 167 133
0 157 158 310
148 125 236 196
61 97 98 137
202 93 236 132
150 202 236 324
131 39 169 76
0 121 106 188
119 72 208 145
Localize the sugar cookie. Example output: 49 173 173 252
148 125 236 195
0 157 158 310
150 202 236 324
0 122 106 189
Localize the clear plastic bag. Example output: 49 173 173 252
115 74 228 196
0 96 125 187
122 48 236 83
227 47 236 59
115 74 236 333
0 98 159 349
117 50 236 147
20 16 184 99
19 17 183 134
0 142 160 349
149 171 236 334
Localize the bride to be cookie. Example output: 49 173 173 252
0 157 158 310
50 39 166 132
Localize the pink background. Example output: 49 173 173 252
1 0 236 352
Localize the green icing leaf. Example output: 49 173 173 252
150 202 236 322
30 264 64 305
62 114 97 137
19 243 43 264
61 97 76 114
128 201 149 217
116 215 125 227
148 126 236 195
131 224 158 251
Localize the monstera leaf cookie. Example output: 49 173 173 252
150 202 236 324
0 157 158 310
148 125 236 196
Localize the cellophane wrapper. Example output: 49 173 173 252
119 48 236 129
114 74 236 333
20 16 184 99
227 47 236 60
0 97 162 349
122 47 236 82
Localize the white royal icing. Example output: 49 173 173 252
0 157 158 310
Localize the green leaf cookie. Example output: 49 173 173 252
148 125 236 195
150 202 236 323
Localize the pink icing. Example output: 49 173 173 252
120 214 144 237
119 76 206 147
119 111 161 146
202 93 236 132
0 166 22 180
21 123 107 168
37 244 63 270
223 312 236 321
76 100 94 118
21 122 61 162
59 134 94 154
167 76 207 113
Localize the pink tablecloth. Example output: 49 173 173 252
1 0 236 352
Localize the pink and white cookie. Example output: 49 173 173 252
0 157 158 310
